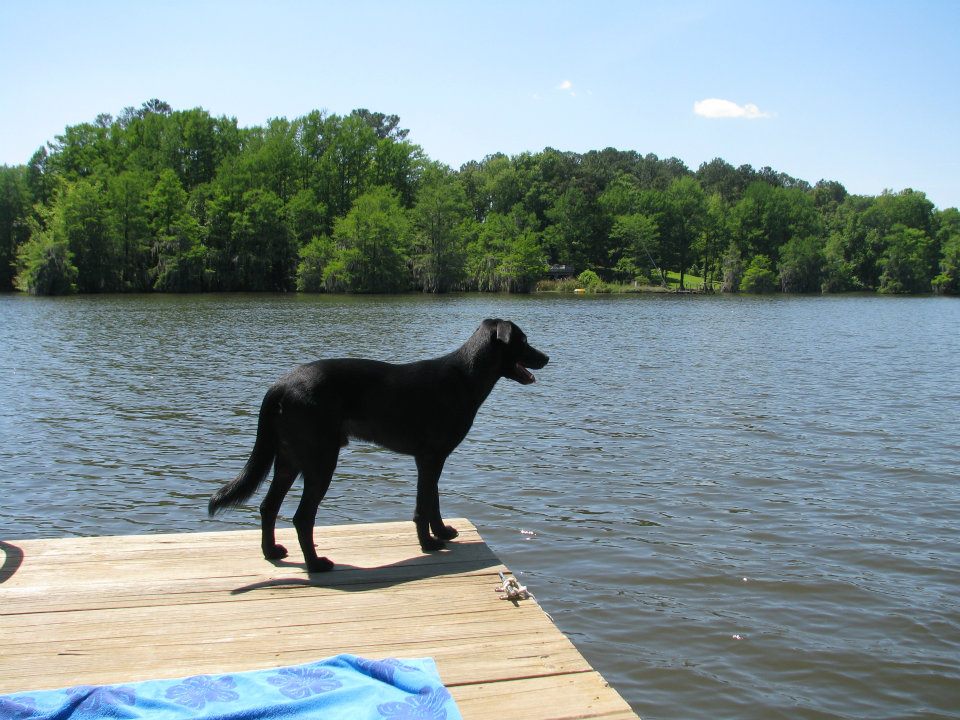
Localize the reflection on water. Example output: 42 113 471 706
2 292 959 719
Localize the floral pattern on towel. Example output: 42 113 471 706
267 666 342 699
165 675 239 709
65 685 138 716
355 657 420 685
378 686 453 719
0 696 38 720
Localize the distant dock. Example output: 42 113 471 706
0 519 637 719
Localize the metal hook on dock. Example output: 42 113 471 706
496 571 531 601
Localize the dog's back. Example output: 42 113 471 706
276 354 478 456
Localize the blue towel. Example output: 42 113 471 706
0 654 463 719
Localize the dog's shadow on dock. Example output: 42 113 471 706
229 540 500 595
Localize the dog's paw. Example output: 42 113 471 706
434 525 459 541
419 537 446 552
306 556 335 573
263 543 289 560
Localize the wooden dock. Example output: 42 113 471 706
0 519 637 719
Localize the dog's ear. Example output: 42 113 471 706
495 320 513 345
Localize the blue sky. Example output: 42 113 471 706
2 1 958 208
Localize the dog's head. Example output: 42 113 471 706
484 319 549 384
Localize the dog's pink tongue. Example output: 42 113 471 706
517 363 535 383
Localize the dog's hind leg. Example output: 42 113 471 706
414 455 459 551
292 445 339 573
259 452 299 561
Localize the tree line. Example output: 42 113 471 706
1 99 957 296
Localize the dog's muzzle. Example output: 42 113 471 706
512 349 548 384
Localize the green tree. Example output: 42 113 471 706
14 205 78 295
878 224 933 294
26 147 58 206
498 228 546 292
696 158 749 202
195 185 239 290
695 192 729 290
577 269 602 290
151 214 206 291
546 182 609 272
873 189 935 236
934 206 960 242
466 213 503 292
148 169 208 291
728 182 819 262
821 232 861 293
721 243 744 292
598 173 642 217
296 235 337 292
351 109 410 141
148 169 189 237
324 114 380 219
608 213 659 283
241 117 301 202
296 110 336 223
285 188 327 247
48 122 112 179
373 138 425 207
459 153 535 223
230 188 296 291
328 186 411 292
932 232 960 295
599 176 670 282
664 176 707 289
739 254 778 293
0 165 32 290
519 148 575 231
467 208 545 292
176 107 234 189
932 208 960 295
837 189 936 289
63 178 118 292
106 170 151 290
812 179 848 213
826 195 884 288
122 100 178 174
778 235 825 293
411 166 469 292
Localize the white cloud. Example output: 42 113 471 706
693 98 771 119
557 80 573 91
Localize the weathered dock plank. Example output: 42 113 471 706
0 519 638 719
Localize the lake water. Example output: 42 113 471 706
1 292 959 719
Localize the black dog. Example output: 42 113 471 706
208 319 548 572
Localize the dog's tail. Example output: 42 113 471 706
208 387 281 516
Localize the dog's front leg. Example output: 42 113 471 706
414 455 458 550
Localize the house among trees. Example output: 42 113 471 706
547 264 576 280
